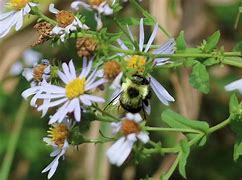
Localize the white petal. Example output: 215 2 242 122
137 132 149 143
139 18 144 51
149 76 174 105
22 68 33 81
133 113 142 123
144 23 158 52
38 98 67 111
71 1 91 11
116 140 134 166
48 101 69 124
225 79 242 93
85 79 106 91
82 94 105 103
106 137 125 162
21 86 40 99
126 113 135 120
58 71 69 84
117 38 129 50
68 60 76 79
62 62 73 81
74 99 81 122
15 11 23 31
49 3 59 14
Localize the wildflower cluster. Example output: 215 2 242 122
1 0 242 179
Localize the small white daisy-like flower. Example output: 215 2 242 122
0 0 37 38
49 3 89 42
111 18 175 109
22 59 51 87
106 113 149 166
42 118 73 179
225 78 242 94
35 58 105 124
71 0 113 30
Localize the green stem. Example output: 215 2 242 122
129 0 171 38
161 153 181 180
95 114 117 123
110 47 242 59
222 58 242 68
31 7 57 25
143 147 179 154
208 118 231 134
84 138 114 144
0 101 28 180
145 126 201 134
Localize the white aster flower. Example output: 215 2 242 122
71 0 113 30
49 3 89 42
35 58 105 124
111 18 175 108
42 118 73 179
0 0 37 38
10 49 42 76
225 78 242 94
106 113 149 166
22 59 51 87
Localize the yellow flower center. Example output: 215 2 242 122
122 119 140 136
103 60 121 80
65 78 86 99
9 0 29 10
56 10 75 28
88 0 105 6
127 55 146 73
48 124 69 148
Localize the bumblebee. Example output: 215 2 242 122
119 75 151 113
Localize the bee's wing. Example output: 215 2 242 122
104 89 123 110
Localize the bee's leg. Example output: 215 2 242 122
142 103 147 120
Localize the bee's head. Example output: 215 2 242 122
41 59 49 65
131 75 149 85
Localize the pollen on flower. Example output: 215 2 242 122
88 0 105 6
56 11 75 28
103 61 121 80
9 0 29 10
121 119 140 136
127 55 146 73
65 78 86 99
48 124 69 148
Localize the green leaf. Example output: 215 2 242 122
69 126 86 145
203 58 219 66
234 134 242 161
204 31 220 52
229 94 239 115
189 62 210 94
176 31 186 51
178 139 190 179
233 41 242 51
161 109 209 133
